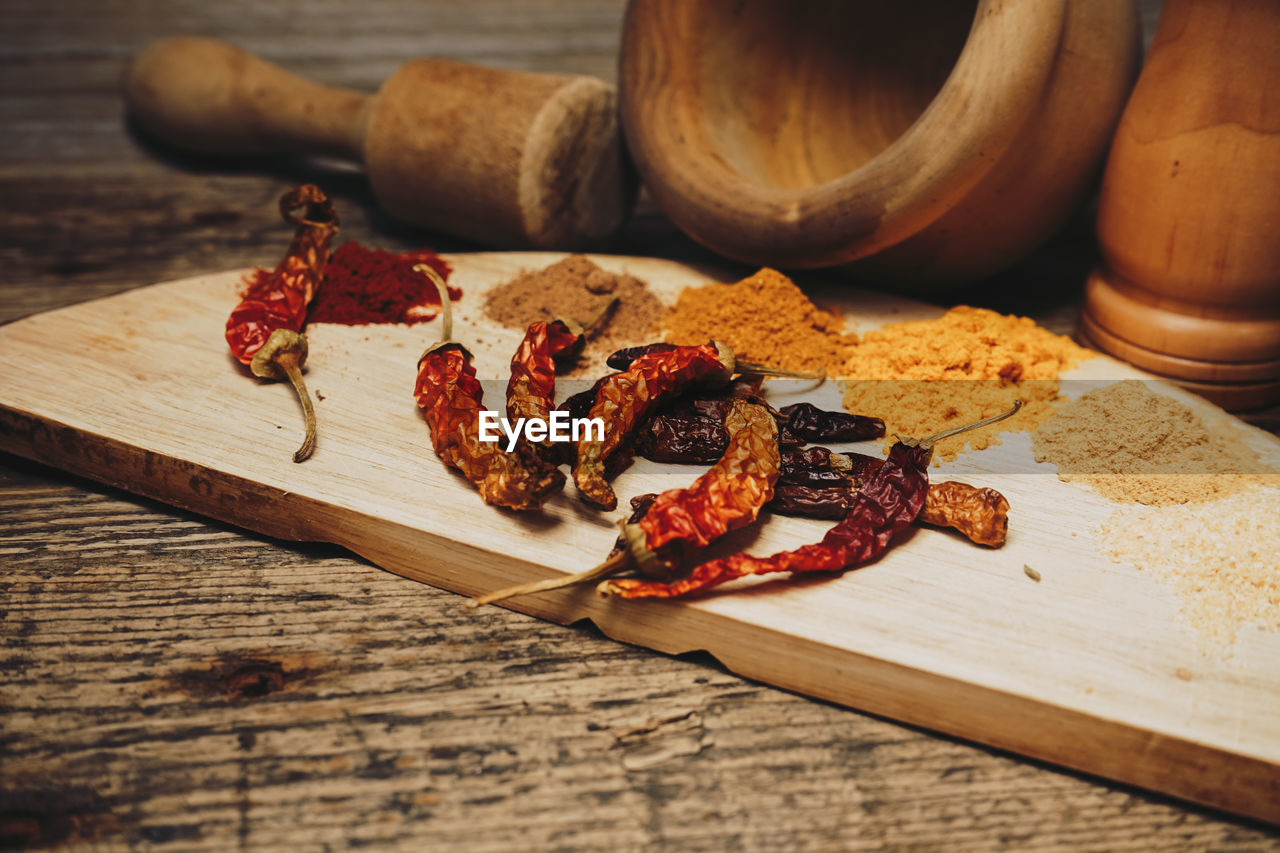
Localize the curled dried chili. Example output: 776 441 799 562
599 401 1022 599
225 184 339 462
919 482 1010 548
470 397 782 607
572 342 734 510
506 319 583 427
619 398 780 576
507 298 617 431
413 265 565 510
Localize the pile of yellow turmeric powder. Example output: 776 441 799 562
841 307 1093 460
664 269 1092 461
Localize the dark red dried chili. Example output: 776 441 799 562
778 402 885 443
225 184 339 462
606 342 679 371
599 401 1022 598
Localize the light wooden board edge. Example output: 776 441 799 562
3 397 1278 825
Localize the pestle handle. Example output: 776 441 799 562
123 37 369 161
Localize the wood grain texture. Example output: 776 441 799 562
3 255 1280 829
3 0 1280 850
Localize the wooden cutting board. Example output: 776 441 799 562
1 253 1277 823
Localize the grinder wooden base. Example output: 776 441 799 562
1081 271 1280 411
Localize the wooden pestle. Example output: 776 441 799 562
123 37 636 250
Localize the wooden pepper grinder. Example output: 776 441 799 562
1081 0 1280 410
123 37 636 250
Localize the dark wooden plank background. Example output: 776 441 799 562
3 1 1279 850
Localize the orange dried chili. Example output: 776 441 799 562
506 319 583 426
225 184 339 462
599 402 1022 599
413 266 565 511
572 341 734 510
469 397 782 607
621 398 780 577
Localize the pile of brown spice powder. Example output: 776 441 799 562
1031 380 1276 505
482 255 665 365
1057 383 1280 648
841 306 1092 461
663 268 859 376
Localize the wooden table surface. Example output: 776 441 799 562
3 1 1278 850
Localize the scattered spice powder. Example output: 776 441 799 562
663 268 859 376
308 242 456 325
1097 491 1280 648
841 306 1091 461
1031 380 1276 505
482 255 664 365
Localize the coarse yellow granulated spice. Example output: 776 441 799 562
664 268 859 376
1097 491 1280 648
841 306 1092 461
1032 380 1277 504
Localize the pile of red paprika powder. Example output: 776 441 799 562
308 242 459 326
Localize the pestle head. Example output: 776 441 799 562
363 58 637 250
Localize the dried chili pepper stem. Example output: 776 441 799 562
415 263 454 346
735 362 825 381
907 399 1023 449
579 296 620 337
467 549 629 608
250 329 317 462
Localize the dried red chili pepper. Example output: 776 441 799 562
598 401 1021 599
470 398 781 607
572 342 734 510
768 483 853 520
770 480 1011 547
507 298 617 430
636 392 881 465
506 319 583 426
225 184 339 462
413 266 565 510
778 402 885 443
620 398 779 577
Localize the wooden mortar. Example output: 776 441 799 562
619 0 1141 288
123 37 636 250
1081 0 1280 411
